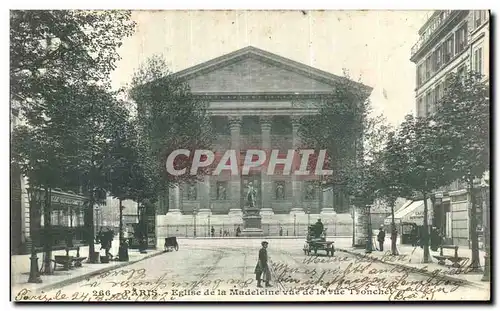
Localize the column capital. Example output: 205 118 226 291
260 116 273 130
228 116 242 129
291 115 302 128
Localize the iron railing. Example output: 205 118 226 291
162 222 352 238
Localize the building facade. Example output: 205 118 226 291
156 46 372 241
410 10 490 247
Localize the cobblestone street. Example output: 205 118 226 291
13 238 490 302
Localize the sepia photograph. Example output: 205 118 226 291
9 7 491 302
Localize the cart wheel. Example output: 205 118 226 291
174 244 179 251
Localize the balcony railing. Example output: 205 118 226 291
411 10 454 58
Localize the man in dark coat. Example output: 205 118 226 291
377 227 386 251
254 241 272 288
314 219 324 238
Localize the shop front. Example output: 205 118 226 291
384 199 433 245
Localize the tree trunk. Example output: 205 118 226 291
468 178 481 272
87 190 97 263
119 199 124 242
422 192 430 263
41 187 53 274
27 187 42 283
391 202 398 256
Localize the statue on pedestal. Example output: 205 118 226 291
241 181 264 236
244 182 259 216
246 182 257 207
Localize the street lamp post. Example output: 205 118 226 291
307 207 311 228
481 180 490 282
208 214 211 238
293 214 297 236
193 208 198 238
365 204 373 253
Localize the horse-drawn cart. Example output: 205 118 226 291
303 226 335 256
164 237 179 252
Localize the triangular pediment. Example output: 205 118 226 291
173 46 372 96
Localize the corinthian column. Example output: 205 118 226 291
197 176 212 216
168 185 182 215
291 116 304 214
228 116 242 217
260 116 274 216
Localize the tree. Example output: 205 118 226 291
10 10 135 105
12 113 68 275
378 130 412 255
11 10 136 266
56 85 130 263
298 71 372 210
129 55 215 213
433 71 490 271
392 115 456 263
106 101 139 260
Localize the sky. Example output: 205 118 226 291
110 10 431 126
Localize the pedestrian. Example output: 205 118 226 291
314 219 324 239
254 241 272 288
377 226 385 252
430 227 440 252
105 228 115 258
236 225 241 237
211 226 215 238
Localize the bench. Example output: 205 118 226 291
433 245 467 268
52 246 86 271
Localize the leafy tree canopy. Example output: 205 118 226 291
11 10 135 105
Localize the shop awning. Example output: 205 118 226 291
384 199 432 226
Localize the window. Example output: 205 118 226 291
444 74 452 91
425 56 432 79
417 64 424 86
457 64 466 79
430 89 436 114
417 97 424 117
455 23 468 54
434 84 441 108
474 10 483 28
436 82 443 101
435 46 442 70
425 92 432 116
443 36 454 63
474 47 483 75
431 50 437 72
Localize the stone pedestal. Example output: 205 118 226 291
241 205 264 237
260 208 274 216
320 208 336 215
290 206 305 215
167 209 182 216
320 187 336 215
197 209 212 218
228 208 243 217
